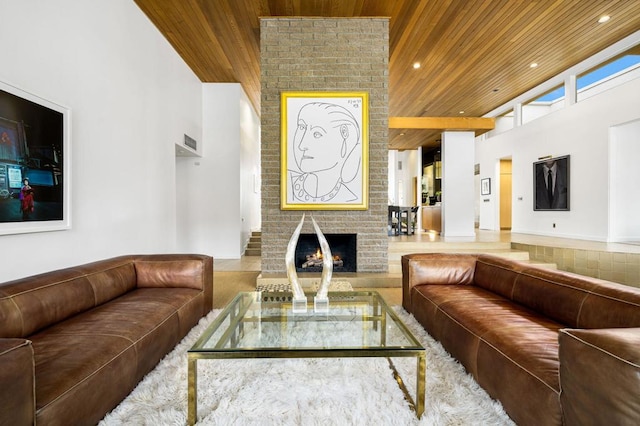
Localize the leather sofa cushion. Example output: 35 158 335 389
0 262 136 338
402 253 477 310
414 284 561 391
560 328 640 425
475 255 640 330
84 262 138 306
0 271 97 338
135 257 207 290
0 339 35 426
31 287 200 422
414 283 563 425
515 267 640 329
474 254 528 298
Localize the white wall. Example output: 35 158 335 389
388 150 418 206
0 1 202 282
239 90 262 245
610 119 640 242
476 76 640 241
387 151 397 204
176 83 260 259
442 131 475 237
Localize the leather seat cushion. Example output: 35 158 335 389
413 284 561 390
31 287 201 424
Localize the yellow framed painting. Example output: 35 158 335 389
280 91 369 210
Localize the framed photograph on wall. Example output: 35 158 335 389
0 80 71 235
280 91 369 210
533 155 570 211
481 178 491 195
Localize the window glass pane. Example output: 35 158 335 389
524 84 564 124
493 110 514 133
577 48 640 101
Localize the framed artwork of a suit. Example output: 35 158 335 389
534 155 570 211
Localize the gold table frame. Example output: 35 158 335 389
187 291 425 425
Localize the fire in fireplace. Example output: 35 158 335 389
295 233 356 273
301 248 344 269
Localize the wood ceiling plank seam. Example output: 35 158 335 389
232 1 263 64
186 3 237 79
155 0 235 81
258 0 272 16
332 0 354 17
421 2 547 86
392 1 469 72
389 2 438 56
284 0 296 16
498 19 640 102
504 5 592 60
558 6 640 55
397 2 560 116
401 1 507 114
388 1 528 114
441 0 502 50
360 0 394 17
388 0 439 64
387 0 422 52
504 0 575 46
204 1 261 78
351 0 367 16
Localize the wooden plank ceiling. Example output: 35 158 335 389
134 0 640 150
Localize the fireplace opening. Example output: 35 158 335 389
295 233 356 273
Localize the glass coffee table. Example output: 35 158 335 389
187 291 425 425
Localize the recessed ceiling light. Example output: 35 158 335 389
413 62 421 69
459 110 465 114
399 132 405 136
598 15 611 23
530 62 538 68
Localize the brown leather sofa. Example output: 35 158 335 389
0 254 213 426
402 253 640 426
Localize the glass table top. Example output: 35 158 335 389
189 291 423 355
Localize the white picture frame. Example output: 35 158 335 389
0 80 71 235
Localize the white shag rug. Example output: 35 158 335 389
99 308 515 426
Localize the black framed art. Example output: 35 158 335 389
533 155 569 211
481 178 491 195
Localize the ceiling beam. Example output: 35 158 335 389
389 116 495 134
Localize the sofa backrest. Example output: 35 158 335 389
134 256 207 290
514 266 640 329
0 258 137 338
476 254 640 328
404 253 478 285
474 255 529 299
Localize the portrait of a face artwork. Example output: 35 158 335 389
281 92 369 210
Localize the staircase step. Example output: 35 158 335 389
245 230 262 256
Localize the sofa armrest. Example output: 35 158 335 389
0 338 35 426
134 254 214 311
559 327 640 425
401 253 477 311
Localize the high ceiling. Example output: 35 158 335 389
134 0 640 150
